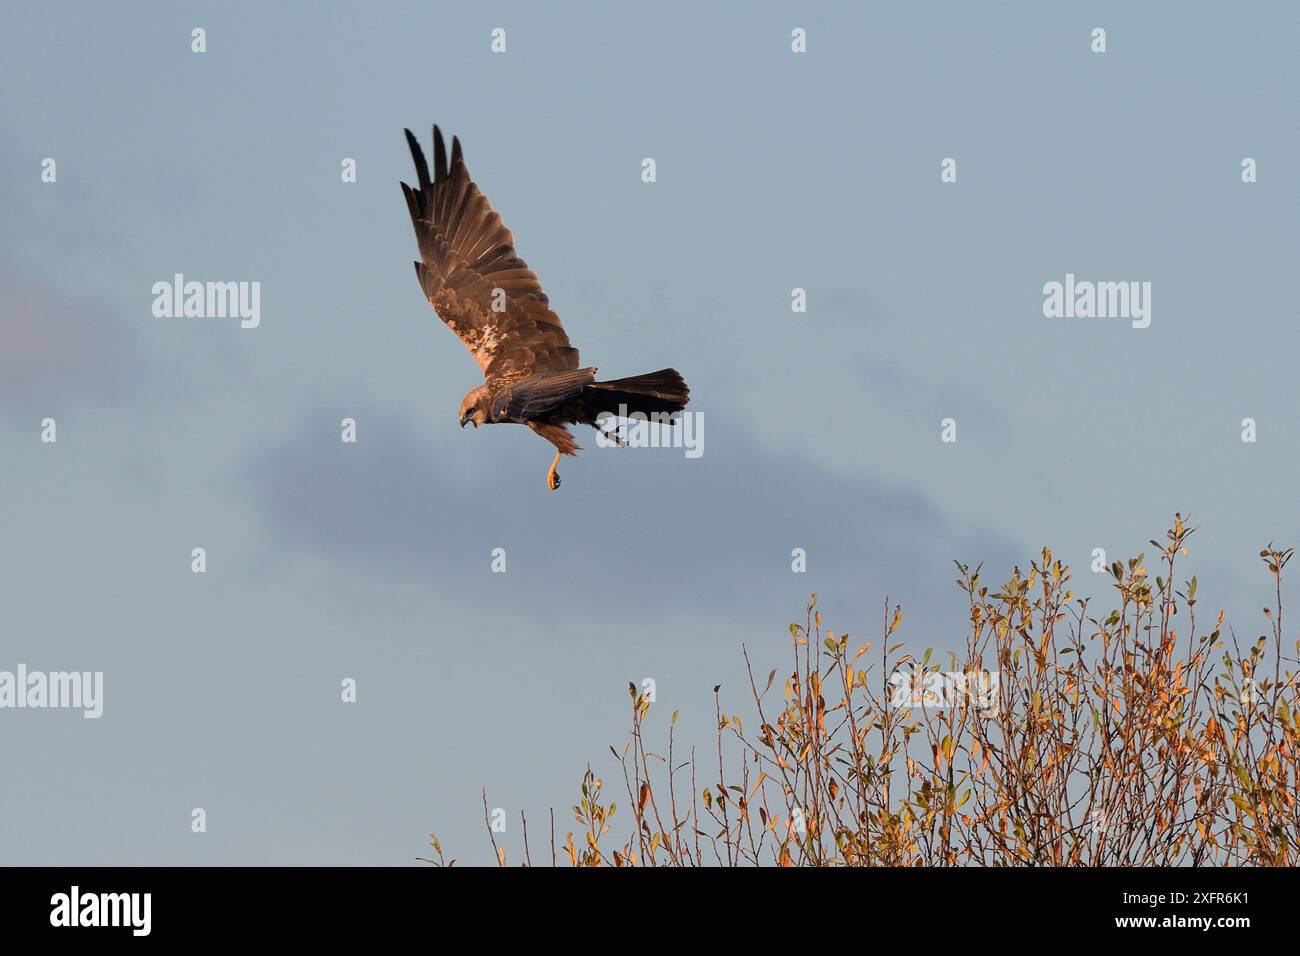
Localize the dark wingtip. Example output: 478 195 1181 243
451 135 463 168
433 124 448 183
404 128 430 189
400 181 420 221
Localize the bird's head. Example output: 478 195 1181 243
458 386 490 429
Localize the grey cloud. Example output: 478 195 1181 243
241 402 1021 641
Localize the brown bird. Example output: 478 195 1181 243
401 125 689 491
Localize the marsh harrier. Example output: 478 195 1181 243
401 125 689 490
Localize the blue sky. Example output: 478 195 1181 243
1 1 1296 864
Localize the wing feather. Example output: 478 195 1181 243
402 125 577 381
491 368 597 421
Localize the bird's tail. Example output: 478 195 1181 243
588 368 689 419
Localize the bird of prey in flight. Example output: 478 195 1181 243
401 125 690 491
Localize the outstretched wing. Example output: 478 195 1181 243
401 126 579 383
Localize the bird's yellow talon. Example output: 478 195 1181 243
547 452 562 491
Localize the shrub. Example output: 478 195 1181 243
423 517 1296 866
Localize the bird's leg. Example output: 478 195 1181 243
546 451 562 491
